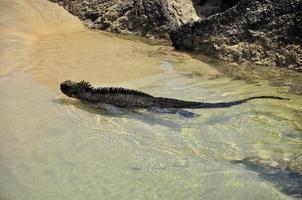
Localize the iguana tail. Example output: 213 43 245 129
154 96 289 109
195 96 289 109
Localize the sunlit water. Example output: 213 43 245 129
0 0 301 200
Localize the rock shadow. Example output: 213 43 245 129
231 157 302 198
192 0 240 18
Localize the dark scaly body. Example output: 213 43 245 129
60 80 289 109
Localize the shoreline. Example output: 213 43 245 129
48 0 302 72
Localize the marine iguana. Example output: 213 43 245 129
60 80 289 109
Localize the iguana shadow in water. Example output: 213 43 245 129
60 80 289 111
50 97 190 128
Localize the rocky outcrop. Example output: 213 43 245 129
49 0 302 72
171 0 302 72
48 0 199 39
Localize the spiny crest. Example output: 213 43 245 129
77 80 153 97
78 80 93 90
94 87 153 97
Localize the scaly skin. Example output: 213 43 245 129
60 80 289 109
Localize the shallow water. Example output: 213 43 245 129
0 0 302 200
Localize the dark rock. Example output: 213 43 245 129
232 156 302 198
48 0 199 39
170 0 302 72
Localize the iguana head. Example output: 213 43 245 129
60 80 79 98
60 80 93 98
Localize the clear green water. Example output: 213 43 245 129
0 1 301 200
